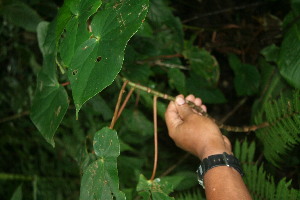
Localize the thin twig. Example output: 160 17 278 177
153 60 190 70
159 153 190 177
0 111 30 124
142 53 183 61
137 60 189 70
109 81 128 129
117 87 135 119
150 95 158 181
183 2 266 23
220 98 248 124
135 90 140 107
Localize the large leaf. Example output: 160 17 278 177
1 1 42 32
229 54 261 96
148 0 184 52
59 0 102 66
137 174 174 200
10 185 22 200
80 127 125 200
30 22 69 146
278 11 300 89
68 0 149 116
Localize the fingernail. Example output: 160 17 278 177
176 97 185 105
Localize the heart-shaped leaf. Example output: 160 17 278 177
30 22 69 147
67 0 149 116
80 127 125 200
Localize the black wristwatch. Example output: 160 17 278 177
196 152 244 189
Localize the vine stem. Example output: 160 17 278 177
150 95 158 181
121 77 269 132
0 111 29 124
117 87 135 119
61 82 70 86
109 80 128 129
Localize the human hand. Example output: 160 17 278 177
165 94 232 160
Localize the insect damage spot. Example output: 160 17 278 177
96 56 102 62
72 70 78 76
55 106 61 116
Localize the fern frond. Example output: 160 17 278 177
254 90 300 165
175 188 205 200
234 140 300 200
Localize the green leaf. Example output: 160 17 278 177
1 1 42 32
88 95 113 121
183 40 220 86
30 22 69 147
136 174 174 200
160 171 198 191
260 44 280 63
37 22 50 56
148 0 184 51
80 127 125 200
59 0 102 66
121 109 153 144
229 54 261 96
278 12 300 89
10 185 22 200
168 68 186 94
186 74 227 104
67 0 149 116
136 21 154 38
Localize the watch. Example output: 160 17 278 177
196 152 244 189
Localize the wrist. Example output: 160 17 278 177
198 145 232 161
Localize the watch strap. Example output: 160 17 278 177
196 152 244 189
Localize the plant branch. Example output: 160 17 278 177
121 77 268 132
220 97 248 124
150 95 158 181
110 80 128 129
142 53 183 61
159 153 190 177
137 59 189 70
117 87 135 119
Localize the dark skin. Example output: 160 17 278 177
165 94 252 200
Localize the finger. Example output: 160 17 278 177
192 98 202 113
194 98 202 106
186 94 195 102
201 105 207 112
165 101 183 131
175 95 194 119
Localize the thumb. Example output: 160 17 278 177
175 95 194 120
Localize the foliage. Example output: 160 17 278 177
80 127 125 200
136 175 174 200
234 140 300 200
1 0 300 199
254 90 300 165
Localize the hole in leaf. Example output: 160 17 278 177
72 70 78 76
96 56 102 62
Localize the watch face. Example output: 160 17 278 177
199 165 203 174
196 166 205 188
